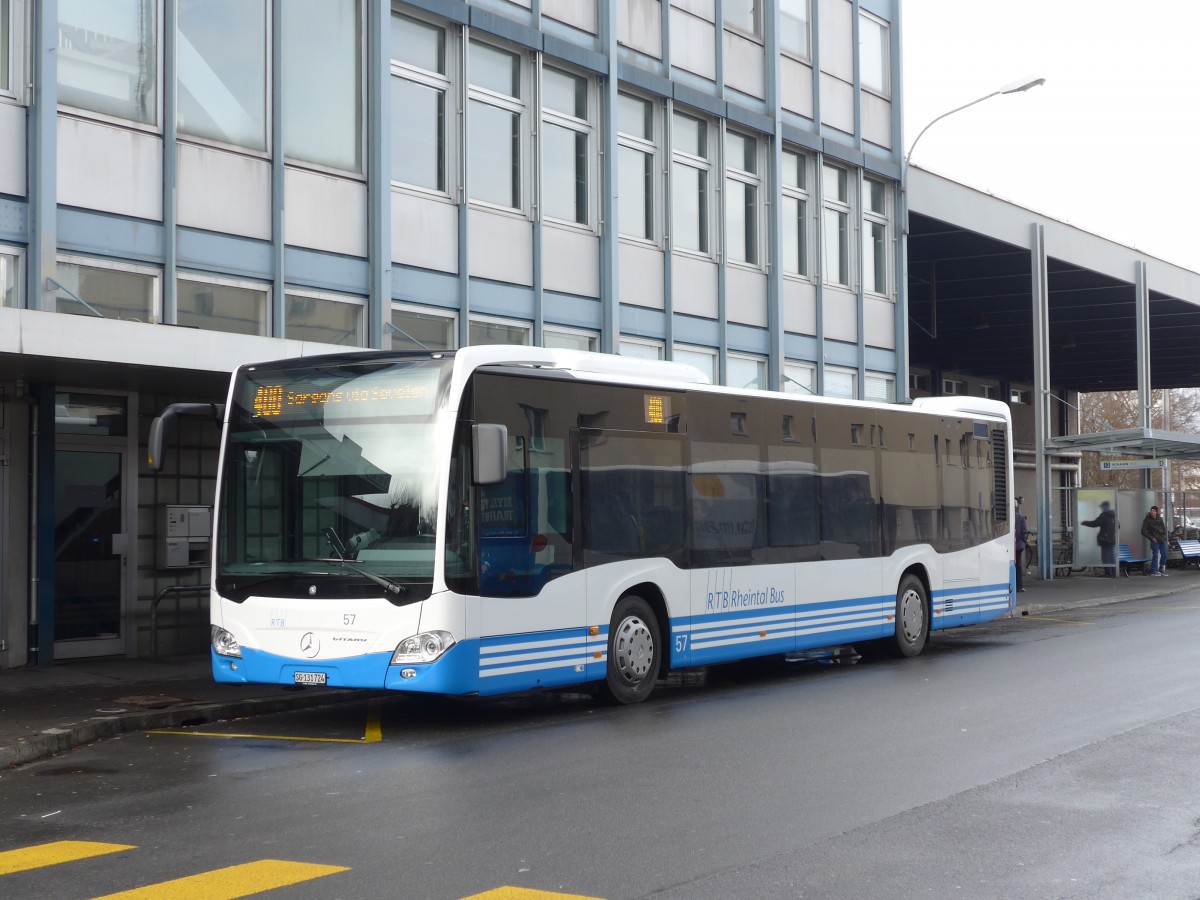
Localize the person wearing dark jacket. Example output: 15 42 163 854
1082 500 1117 577
1014 502 1029 592
1141 505 1168 576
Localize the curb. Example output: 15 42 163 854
1011 578 1194 619
1 688 384 771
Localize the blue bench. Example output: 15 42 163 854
1118 543 1150 576
1172 539 1200 569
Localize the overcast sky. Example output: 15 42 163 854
901 0 1200 273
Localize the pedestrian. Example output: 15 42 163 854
1141 504 1168 576
1082 500 1118 577
1014 500 1029 592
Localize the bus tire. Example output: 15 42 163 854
891 574 929 658
600 595 660 704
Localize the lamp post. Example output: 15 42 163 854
905 77 1046 167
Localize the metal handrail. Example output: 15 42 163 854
151 584 209 660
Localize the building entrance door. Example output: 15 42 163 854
53 448 128 658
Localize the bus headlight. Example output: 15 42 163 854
391 631 455 665
211 625 242 658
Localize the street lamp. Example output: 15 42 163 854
905 77 1046 166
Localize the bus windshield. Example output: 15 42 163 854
217 357 455 599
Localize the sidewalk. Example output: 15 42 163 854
2 569 1196 770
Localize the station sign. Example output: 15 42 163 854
1099 458 1167 471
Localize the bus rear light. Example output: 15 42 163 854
391 630 456 665
530 534 548 552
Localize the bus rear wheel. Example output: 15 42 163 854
891 574 929 658
600 595 660 704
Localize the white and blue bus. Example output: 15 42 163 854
150 347 1015 704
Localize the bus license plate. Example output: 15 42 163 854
293 672 327 686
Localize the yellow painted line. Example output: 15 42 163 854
149 699 383 745
0 841 135 876
462 889 604 900
92 859 348 899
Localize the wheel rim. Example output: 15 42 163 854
899 587 925 644
612 614 655 685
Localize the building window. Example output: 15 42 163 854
617 92 656 241
470 316 531 346
727 353 767 390
981 384 1000 400
391 15 451 193
724 130 759 266
860 12 889 96
178 0 267 150
177 276 269 336
389 304 456 351
468 41 524 210
619 338 663 360
942 378 965 395
53 259 158 322
283 0 363 172
825 367 857 399
1 0 12 96
782 149 809 278
541 67 591 226
723 0 760 37
284 290 365 346
822 164 850 287
780 0 810 59
673 345 718 385
1010 388 1032 405
543 326 598 352
671 111 711 254
863 177 889 296
1 248 19 308
865 373 895 402
783 361 816 394
58 0 158 125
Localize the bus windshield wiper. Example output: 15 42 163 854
321 527 406 595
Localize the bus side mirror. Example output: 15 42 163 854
472 423 508 485
148 403 224 472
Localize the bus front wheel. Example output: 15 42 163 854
600 595 660 704
891 574 929 658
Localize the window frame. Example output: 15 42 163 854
862 175 891 298
388 301 458 352
0 243 23 309
53 255 161 323
864 372 895 403
821 162 851 288
782 361 816 395
467 38 529 215
723 127 761 268
539 63 595 229
618 337 664 361
56 0 163 132
176 271 271 336
824 365 858 400
390 12 455 198
543 324 599 352
177 0 270 155
781 147 811 280
283 286 367 347
722 0 762 40
859 10 890 98
616 90 659 245
779 0 811 61
672 344 719 385
0 0 26 103
670 108 713 258
468 314 533 346
281 0 366 176
726 351 768 390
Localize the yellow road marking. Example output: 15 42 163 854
0 841 135 876
92 859 348 899
149 699 383 744
462 889 604 900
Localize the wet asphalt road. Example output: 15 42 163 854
3 594 1200 899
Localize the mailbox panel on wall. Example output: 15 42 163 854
158 505 212 568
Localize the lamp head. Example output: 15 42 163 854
1000 77 1046 94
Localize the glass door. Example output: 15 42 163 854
53 446 128 658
